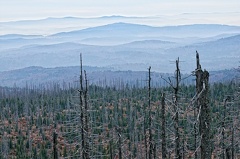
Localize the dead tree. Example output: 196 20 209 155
161 93 167 159
161 58 182 159
174 58 181 159
194 101 198 159
195 51 211 159
148 66 154 159
144 108 148 159
78 54 90 159
84 70 90 159
79 54 85 158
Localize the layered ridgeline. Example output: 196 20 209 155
0 65 238 88
0 22 240 72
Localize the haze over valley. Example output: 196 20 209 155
1 16 240 77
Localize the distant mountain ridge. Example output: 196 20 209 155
1 23 240 49
0 66 238 88
0 15 131 24
52 23 240 39
0 22 240 73
1 13 240 35
0 33 239 72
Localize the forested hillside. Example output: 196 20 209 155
0 54 239 159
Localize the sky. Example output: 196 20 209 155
0 0 240 22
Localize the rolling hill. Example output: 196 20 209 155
0 33 239 72
0 22 240 73
0 66 238 88
52 23 240 41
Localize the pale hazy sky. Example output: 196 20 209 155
0 1 239 72
0 0 240 22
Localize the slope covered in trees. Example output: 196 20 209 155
0 54 239 159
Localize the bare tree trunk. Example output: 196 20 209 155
200 70 211 159
148 66 153 159
174 58 181 159
144 116 148 159
194 106 198 159
84 70 90 159
195 52 211 159
161 93 167 159
79 53 85 158
79 54 90 159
